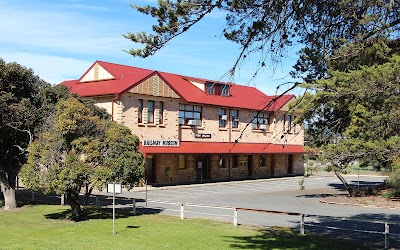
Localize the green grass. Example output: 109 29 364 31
0 204 367 250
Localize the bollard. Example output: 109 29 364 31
384 223 389 249
233 208 238 226
180 203 184 219
300 214 305 235
132 199 136 214
31 192 35 202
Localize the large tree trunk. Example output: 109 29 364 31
66 190 85 221
0 181 17 210
83 184 93 208
334 170 354 197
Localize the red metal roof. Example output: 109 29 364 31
140 142 306 154
61 60 294 111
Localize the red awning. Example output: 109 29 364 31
140 141 306 155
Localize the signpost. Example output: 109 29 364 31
107 182 122 236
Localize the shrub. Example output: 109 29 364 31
389 169 400 196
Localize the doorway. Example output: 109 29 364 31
145 157 155 183
196 155 209 181
247 155 253 177
288 154 294 175
270 154 275 177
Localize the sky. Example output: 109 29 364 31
0 0 302 95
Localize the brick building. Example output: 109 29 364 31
62 61 306 185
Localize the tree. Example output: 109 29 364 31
295 55 400 195
0 58 70 210
20 97 144 221
125 0 400 82
125 1 400 195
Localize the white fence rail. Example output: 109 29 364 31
135 199 399 250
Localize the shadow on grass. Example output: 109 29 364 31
44 206 163 221
224 227 366 250
297 212 400 250
45 207 162 220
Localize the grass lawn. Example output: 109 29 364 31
0 204 367 250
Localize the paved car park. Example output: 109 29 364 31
97 174 399 248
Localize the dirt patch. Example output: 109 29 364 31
321 195 400 209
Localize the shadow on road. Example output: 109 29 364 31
290 213 400 249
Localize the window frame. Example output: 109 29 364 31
178 104 202 126
147 100 155 124
259 155 266 167
206 82 215 95
159 101 164 124
219 108 227 128
252 111 268 130
219 155 227 168
231 109 239 128
138 99 143 123
232 155 239 168
220 84 230 96
287 114 292 132
178 155 186 170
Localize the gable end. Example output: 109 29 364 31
129 74 180 98
80 63 115 82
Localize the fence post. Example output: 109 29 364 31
132 198 136 214
60 193 65 206
300 214 305 235
233 208 238 226
384 222 389 249
95 196 100 208
180 203 185 219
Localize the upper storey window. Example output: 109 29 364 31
252 111 269 130
179 104 202 126
206 82 230 96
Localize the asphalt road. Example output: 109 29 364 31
97 174 400 248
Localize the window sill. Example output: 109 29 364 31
158 124 166 128
219 128 228 131
147 124 157 127
252 129 272 133
138 124 145 127
180 126 204 130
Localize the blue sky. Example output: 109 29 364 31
0 0 302 95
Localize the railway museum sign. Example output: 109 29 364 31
142 139 180 147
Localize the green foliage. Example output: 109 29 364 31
21 97 144 220
389 169 400 195
0 58 73 209
297 55 400 171
127 0 400 81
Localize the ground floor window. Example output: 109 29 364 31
232 155 239 168
259 155 266 167
219 155 227 168
179 155 186 169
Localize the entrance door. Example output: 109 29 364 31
145 157 155 183
196 155 209 181
288 154 294 175
247 155 253 177
270 154 275 177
